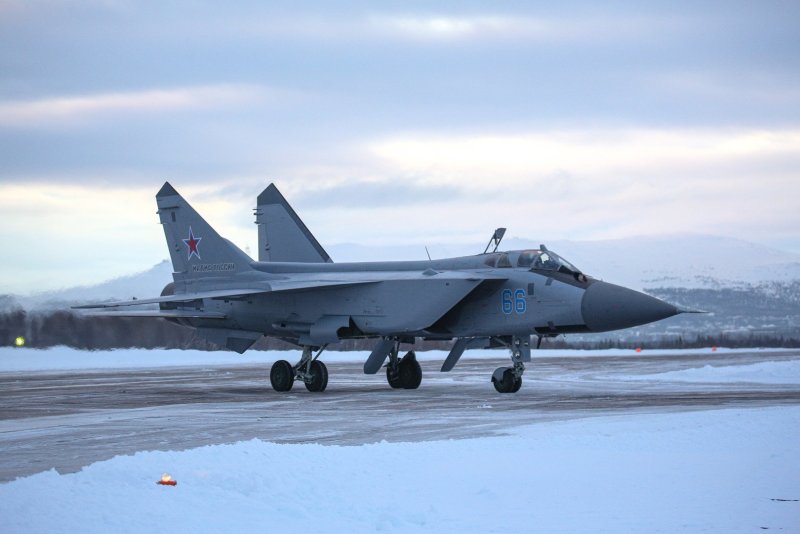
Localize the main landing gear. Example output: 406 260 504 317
491 336 537 393
270 345 329 392
386 343 422 390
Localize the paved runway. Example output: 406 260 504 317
2 350 799 482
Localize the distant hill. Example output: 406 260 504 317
16 260 173 310
531 235 800 290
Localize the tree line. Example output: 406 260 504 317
2 310 798 351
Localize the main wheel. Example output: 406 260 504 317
270 360 295 392
386 365 403 388
305 360 329 392
398 351 422 389
492 367 516 393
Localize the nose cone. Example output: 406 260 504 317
581 281 679 332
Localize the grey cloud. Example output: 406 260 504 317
2 0 800 293
293 181 465 209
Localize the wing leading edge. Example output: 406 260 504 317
79 309 228 318
73 280 382 310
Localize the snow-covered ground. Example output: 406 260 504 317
624 360 800 385
1 407 798 533
1 346 794 372
3 347 799 531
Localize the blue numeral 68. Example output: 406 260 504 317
502 289 527 315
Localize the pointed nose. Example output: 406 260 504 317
581 281 678 332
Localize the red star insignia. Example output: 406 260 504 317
183 227 202 260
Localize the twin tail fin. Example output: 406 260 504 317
156 182 253 281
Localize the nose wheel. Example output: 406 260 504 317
490 336 531 393
492 367 522 393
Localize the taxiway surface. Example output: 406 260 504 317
2 350 799 482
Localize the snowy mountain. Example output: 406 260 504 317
332 234 800 290
8 234 800 309
15 260 174 310
533 235 800 290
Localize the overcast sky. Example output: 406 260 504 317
1 1 799 293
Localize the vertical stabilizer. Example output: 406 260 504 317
255 184 332 263
156 182 253 281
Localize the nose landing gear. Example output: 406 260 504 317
491 336 533 393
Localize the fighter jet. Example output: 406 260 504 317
76 182 688 393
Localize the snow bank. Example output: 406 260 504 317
2 407 798 532
1 346 791 373
625 360 800 384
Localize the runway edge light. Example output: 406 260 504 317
157 473 177 486
14 336 25 347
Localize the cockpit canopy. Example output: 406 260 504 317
518 249 583 276
485 249 585 278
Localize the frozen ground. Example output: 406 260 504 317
1 407 798 532
0 345 794 372
2 347 799 531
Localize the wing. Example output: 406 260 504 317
72 280 378 320
73 271 507 334
72 280 380 310
276 270 509 346
78 309 228 318
353 272 506 334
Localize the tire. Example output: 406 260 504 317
492 368 516 393
386 365 403 389
399 351 422 389
270 360 295 392
305 360 329 393
511 377 522 393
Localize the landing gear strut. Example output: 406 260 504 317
491 336 534 393
270 345 329 392
386 343 422 389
